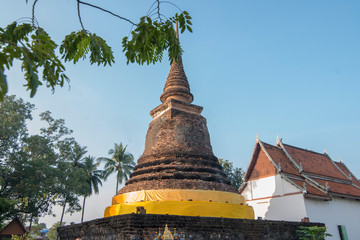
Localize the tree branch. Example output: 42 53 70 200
78 0 137 26
156 0 161 21
160 1 182 12
32 0 39 27
77 0 85 31
147 8 158 19
146 1 157 16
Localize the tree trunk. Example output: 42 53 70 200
57 200 66 240
28 215 33 232
60 201 66 225
116 172 119 194
81 196 86 223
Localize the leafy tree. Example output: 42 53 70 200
296 226 332 240
0 198 15 229
0 96 38 225
11 233 31 240
99 143 135 194
0 96 33 156
16 133 60 229
0 1 193 100
47 221 66 240
218 159 244 190
56 139 88 226
81 156 103 223
28 222 46 238
0 95 89 227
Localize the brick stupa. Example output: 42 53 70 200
104 29 254 219
119 56 235 194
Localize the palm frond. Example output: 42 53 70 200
99 142 136 192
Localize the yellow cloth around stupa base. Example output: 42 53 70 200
104 189 254 219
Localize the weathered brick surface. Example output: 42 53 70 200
58 214 324 240
119 53 237 195
120 102 238 194
160 56 193 104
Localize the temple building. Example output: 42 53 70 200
104 28 254 220
240 136 360 240
0 218 27 240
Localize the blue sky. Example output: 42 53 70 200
1 0 360 225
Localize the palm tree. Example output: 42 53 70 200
59 141 87 223
72 144 88 168
81 156 103 223
98 143 135 194
57 141 87 239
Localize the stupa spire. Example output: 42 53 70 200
160 22 193 104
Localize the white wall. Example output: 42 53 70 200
247 193 306 221
243 174 283 200
305 197 360 240
243 174 360 239
243 174 306 221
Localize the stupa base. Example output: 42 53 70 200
58 214 324 240
104 200 254 219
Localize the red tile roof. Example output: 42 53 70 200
242 138 360 200
262 143 300 176
283 144 348 181
334 162 360 188
289 179 329 197
316 179 360 198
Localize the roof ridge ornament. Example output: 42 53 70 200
299 162 303 173
336 157 360 183
277 162 282 173
276 137 302 171
276 135 282 145
303 182 307 192
326 153 352 182
325 182 330 192
303 175 329 194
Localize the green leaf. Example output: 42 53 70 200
186 25 193 33
22 60 41 98
0 9 193 100
0 23 69 99
0 68 8 101
60 31 114 66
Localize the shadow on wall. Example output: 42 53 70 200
246 175 258 216
264 176 283 221
264 175 305 222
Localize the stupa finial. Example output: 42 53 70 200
160 22 193 104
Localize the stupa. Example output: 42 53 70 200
104 26 254 219
58 26 324 240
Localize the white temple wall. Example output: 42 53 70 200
247 193 307 221
243 174 306 221
305 197 360 240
